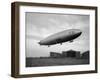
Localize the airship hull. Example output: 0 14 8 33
38 29 82 46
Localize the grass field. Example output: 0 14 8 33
26 57 89 67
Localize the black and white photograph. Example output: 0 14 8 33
11 2 97 77
25 12 90 67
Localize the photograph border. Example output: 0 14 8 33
11 2 98 78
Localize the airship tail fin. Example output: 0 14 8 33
38 42 41 45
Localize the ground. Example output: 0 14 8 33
26 57 89 67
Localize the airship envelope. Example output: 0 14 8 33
38 29 82 46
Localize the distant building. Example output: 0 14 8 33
50 52 62 58
62 51 67 57
62 50 80 58
49 50 81 58
75 51 80 59
81 51 89 59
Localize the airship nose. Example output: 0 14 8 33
76 30 82 35
80 31 82 34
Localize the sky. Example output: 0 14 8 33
25 12 90 57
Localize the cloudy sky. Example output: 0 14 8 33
25 12 90 57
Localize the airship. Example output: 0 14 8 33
38 29 82 47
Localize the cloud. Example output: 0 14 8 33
25 12 90 57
